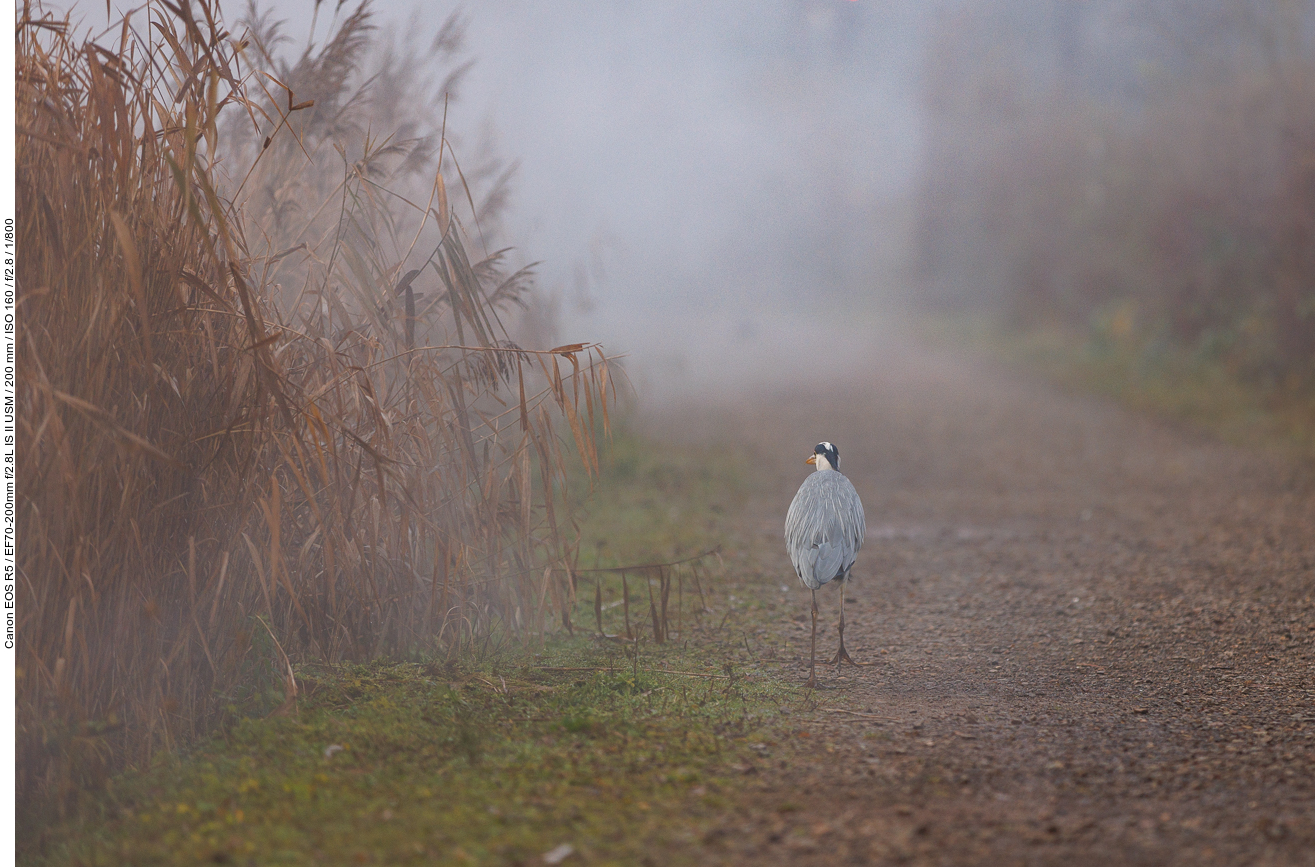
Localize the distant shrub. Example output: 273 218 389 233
915 1 1315 393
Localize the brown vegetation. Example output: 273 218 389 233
916 1 1315 396
16 0 612 812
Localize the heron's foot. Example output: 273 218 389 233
805 668 817 689
828 644 857 667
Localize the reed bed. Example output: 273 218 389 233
16 0 614 812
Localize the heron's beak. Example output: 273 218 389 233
805 455 817 466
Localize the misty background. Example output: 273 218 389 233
55 0 1315 398
227 0 929 398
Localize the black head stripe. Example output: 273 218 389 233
814 442 840 469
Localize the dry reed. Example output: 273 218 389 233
16 0 614 813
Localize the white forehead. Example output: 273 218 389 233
818 441 835 452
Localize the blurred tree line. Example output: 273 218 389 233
916 0 1315 393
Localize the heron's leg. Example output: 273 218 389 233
829 577 857 667
806 589 818 689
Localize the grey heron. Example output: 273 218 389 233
784 442 866 687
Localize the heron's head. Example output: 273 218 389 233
805 441 839 472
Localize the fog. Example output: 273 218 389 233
240 0 929 399
56 0 1315 402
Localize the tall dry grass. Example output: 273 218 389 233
16 0 613 814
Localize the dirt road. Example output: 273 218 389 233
651 334 1315 865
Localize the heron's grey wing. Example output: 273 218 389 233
817 474 865 582
785 476 825 586
784 475 815 545
812 538 848 587
849 476 866 553
785 473 863 588
784 481 819 587
792 546 822 589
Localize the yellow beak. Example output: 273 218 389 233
805 455 817 465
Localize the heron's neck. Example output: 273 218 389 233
813 455 835 472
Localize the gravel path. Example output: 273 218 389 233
650 333 1315 865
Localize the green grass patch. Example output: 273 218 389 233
921 316 1315 462
29 649 793 866
24 428 805 866
571 423 753 570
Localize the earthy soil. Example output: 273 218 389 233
649 334 1315 866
